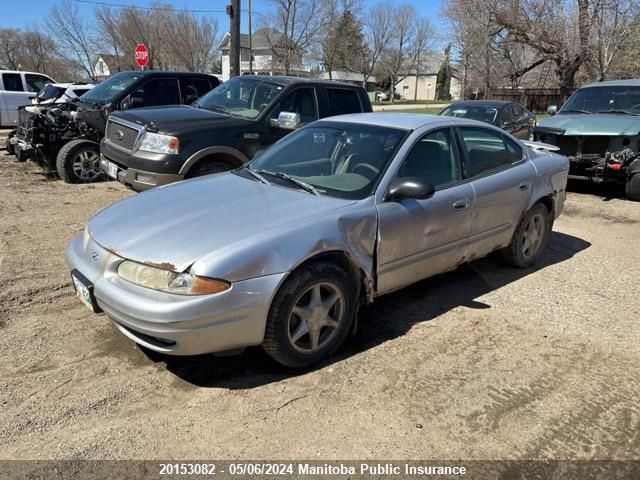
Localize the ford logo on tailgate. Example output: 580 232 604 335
113 129 125 141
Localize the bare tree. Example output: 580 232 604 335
590 0 640 80
0 29 22 70
47 0 98 80
379 4 435 102
164 13 219 72
262 0 324 75
361 2 394 87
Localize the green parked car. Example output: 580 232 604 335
534 79 640 201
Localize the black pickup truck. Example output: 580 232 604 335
9 71 219 183
100 75 373 191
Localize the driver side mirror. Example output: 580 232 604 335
270 111 300 130
386 177 435 202
546 105 558 116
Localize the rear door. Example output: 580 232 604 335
323 87 364 117
1 73 31 125
179 77 215 105
456 125 535 259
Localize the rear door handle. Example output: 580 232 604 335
519 181 530 191
453 198 470 210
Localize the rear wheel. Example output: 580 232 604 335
56 140 103 184
625 174 640 202
262 261 356 368
186 159 234 178
6 131 16 156
500 203 551 268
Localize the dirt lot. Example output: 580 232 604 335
0 131 639 461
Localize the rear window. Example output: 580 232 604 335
2 73 23 92
326 88 362 116
180 78 213 104
25 74 53 93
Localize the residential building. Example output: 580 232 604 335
94 54 138 81
317 71 377 90
218 28 310 81
394 55 462 101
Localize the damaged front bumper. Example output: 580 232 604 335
64 232 286 356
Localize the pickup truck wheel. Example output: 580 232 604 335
5 131 16 156
56 140 103 184
186 159 233 178
262 261 356 368
625 174 640 202
500 203 551 268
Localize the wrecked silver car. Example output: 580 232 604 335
64 113 569 367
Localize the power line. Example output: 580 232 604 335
74 0 228 13
74 0 271 17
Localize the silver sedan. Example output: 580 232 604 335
65 113 569 367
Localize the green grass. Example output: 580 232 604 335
371 99 452 106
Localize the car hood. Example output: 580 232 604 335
537 113 640 136
88 173 356 273
112 106 252 134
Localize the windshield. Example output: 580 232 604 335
36 84 65 102
80 72 141 105
194 76 284 119
245 123 406 200
561 85 640 114
440 104 499 124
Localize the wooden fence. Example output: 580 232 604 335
488 88 575 112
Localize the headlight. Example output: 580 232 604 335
117 260 230 295
138 132 179 154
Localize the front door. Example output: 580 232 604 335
376 127 474 294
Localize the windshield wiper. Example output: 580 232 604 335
243 165 270 184
256 170 320 195
203 104 232 115
597 109 640 116
560 109 590 114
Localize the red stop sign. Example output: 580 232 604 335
134 43 149 68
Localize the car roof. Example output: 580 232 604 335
580 79 640 88
448 100 513 107
239 75 360 89
0 70 54 76
114 70 216 78
318 112 494 130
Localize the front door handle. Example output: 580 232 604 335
519 181 530 191
453 198 470 210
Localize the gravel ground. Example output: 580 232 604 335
0 132 639 460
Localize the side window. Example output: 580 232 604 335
500 106 515 125
270 88 318 124
459 126 523 178
512 104 525 120
326 88 362 116
179 78 212 104
2 73 23 92
25 74 52 93
397 128 461 188
132 78 180 107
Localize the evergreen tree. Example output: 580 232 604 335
321 8 365 77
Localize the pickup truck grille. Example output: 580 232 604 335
105 119 141 152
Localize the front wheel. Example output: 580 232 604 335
186 159 234 179
56 140 104 184
625 174 640 202
500 203 552 268
262 261 357 368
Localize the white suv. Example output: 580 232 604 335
0 70 55 127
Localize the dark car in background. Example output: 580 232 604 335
534 79 640 201
9 71 219 184
440 100 535 139
100 75 372 191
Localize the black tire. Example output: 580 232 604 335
262 261 357 368
500 203 552 268
6 131 16 156
186 159 234 179
56 140 103 184
625 174 640 202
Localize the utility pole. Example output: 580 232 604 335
248 0 253 74
227 0 241 77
